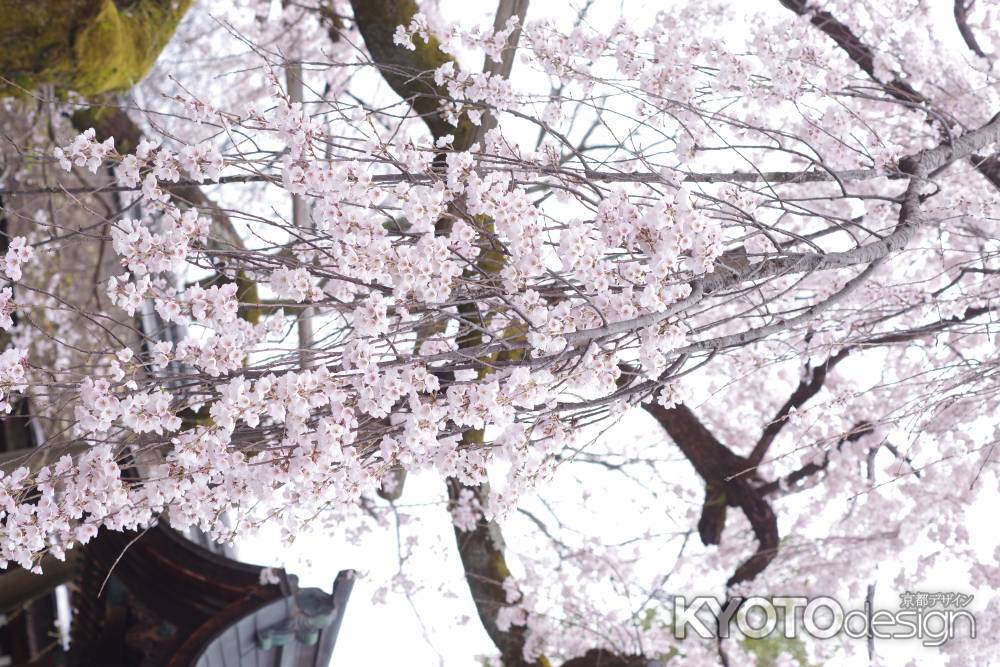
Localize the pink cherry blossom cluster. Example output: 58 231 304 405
0 348 28 414
3 237 34 282
52 127 115 173
1 3 998 664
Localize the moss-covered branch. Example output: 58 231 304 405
447 473 548 667
351 4 551 664
0 0 192 96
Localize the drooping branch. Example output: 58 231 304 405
690 258 883 354
738 300 997 476
732 303 994 435
636 298 999 585
855 304 995 349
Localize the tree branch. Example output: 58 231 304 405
560 650 653 667
349 0 458 140
446 473 541 667
778 0 1000 191
777 0 925 105
954 0 988 59
757 422 876 496
748 348 850 466
747 300 996 468
642 402 779 586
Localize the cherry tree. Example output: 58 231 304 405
0 0 998 665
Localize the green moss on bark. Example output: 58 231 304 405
0 0 192 96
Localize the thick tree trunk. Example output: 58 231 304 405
0 0 192 96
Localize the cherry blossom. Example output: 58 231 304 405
0 1 998 665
